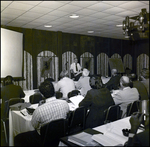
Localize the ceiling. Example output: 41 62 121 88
1 1 149 40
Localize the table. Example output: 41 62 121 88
9 89 38 146
9 89 77 146
59 116 143 146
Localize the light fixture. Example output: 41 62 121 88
122 8 149 39
87 30 94 33
69 14 79 19
44 25 52 28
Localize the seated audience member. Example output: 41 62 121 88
55 71 75 101
75 68 92 96
125 111 149 146
29 78 56 103
112 76 139 118
104 68 121 91
44 77 57 91
124 67 132 77
130 73 148 100
14 81 69 146
79 74 115 129
1 75 25 118
139 68 149 96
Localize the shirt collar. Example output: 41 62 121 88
46 96 56 103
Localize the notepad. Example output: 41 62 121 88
68 132 99 146
92 131 127 146
69 95 84 108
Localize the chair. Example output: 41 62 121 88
126 100 140 117
1 98 24 144
67 106 87 135
29 93 43 104
68 90 81 98
104 104 122 124
55 91 63 99
40 118 68 146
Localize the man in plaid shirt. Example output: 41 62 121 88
14 81 69 146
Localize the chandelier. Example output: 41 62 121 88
122 8 149 39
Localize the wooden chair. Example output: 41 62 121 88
104 104 122 124
40 118 68 146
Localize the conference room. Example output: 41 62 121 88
1 1 149 146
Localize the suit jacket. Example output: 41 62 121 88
104 75 121 91
79 88 115 128
113 87 139 117
132 81 148 100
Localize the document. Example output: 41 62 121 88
69 95 84 108
68 132 100 146
92 131 127 146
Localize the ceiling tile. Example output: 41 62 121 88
75 8 97 16
7 1 35 11
1 1 13 8
87 2 113 11
48 10 69 17
29 6 53 14
38 1 67 9
102 1 128 6
58 4 83 13
89 12 110 19
102 7 126 15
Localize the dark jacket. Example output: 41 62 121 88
1 84 25 118
132 81 149 100
104 75 121 91
79 88 115 128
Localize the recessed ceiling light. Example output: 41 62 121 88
69 14 79 18
116 24 123 27
44 25 52 28
87 30 94 33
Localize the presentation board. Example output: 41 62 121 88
1 28 23 78
108 58 125 73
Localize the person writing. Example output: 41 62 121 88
125 111 149 146
70 58 82 81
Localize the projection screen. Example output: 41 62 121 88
1 28 23 78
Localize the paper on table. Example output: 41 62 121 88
68 132 99 146
69 95 84 108
92 131 126 146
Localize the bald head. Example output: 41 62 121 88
111 68 118 76
120 76 130 87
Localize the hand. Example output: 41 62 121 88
129 112 144 134
38 99 46 106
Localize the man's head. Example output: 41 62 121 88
140 68 149 80
120 76 130 88
4 75 13 86
39 81 55 98
82 68 90 77
89 74 103 89
111 68 118 76
74 58 78 64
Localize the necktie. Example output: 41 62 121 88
76 63 78 72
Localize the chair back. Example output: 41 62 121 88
67 106 87 135
40 118 68 146
29 93 43 104
68 90 80 98
3 98 24 118
126 100 140 117
104 104 121 124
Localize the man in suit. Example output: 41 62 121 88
79 74 115 128
14 80 69 146
130 73 148 100
70 58 82 81
104 68 121 91
112 76 139 117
